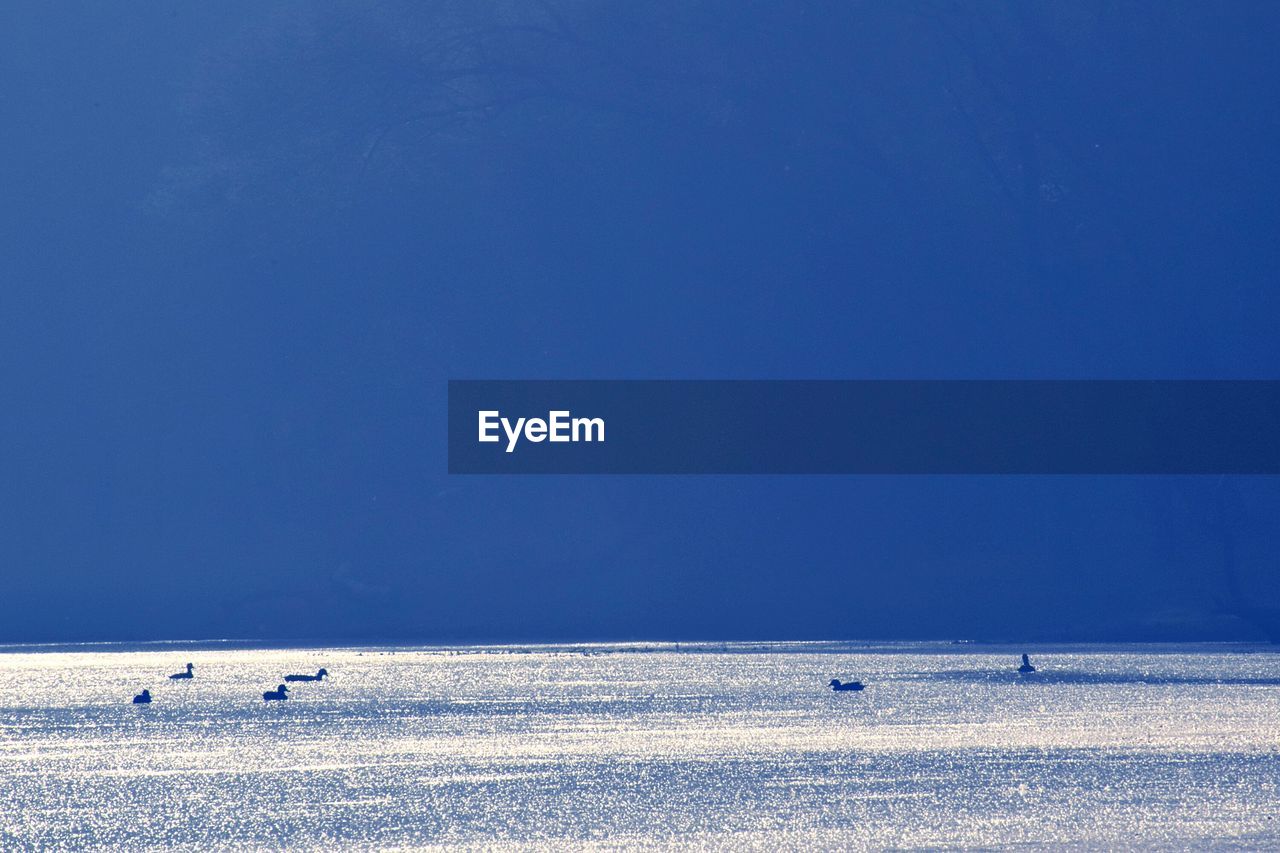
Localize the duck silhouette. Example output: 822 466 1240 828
829 678 865 692
132 689 151 704
1017 653 1037 674
262 684 289 701
169 663 194 680
283 668 328 682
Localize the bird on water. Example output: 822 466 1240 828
283 668 328 682
829 679 865 692
262 684 289 701
169 663 194 680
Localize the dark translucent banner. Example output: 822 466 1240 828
447 381 1280 474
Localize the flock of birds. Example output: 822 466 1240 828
829 653 1037 692
131 652 1040 702
131 664 329 704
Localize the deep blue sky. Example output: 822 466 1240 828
2 2 1279 642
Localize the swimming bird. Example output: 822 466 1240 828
829 678 865 692
132 689 151 704
262 684 289 701
1018 653 1036 674
283 668 328 682
169 663 194 680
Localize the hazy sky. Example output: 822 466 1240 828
3 2 1279 643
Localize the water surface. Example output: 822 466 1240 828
1 642 1277 849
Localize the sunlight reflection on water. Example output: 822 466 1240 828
1 643 1278 849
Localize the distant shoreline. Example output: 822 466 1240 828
0 638 1274 656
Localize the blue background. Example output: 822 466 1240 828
3 2 1279 642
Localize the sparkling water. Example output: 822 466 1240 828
1 643 1277 849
